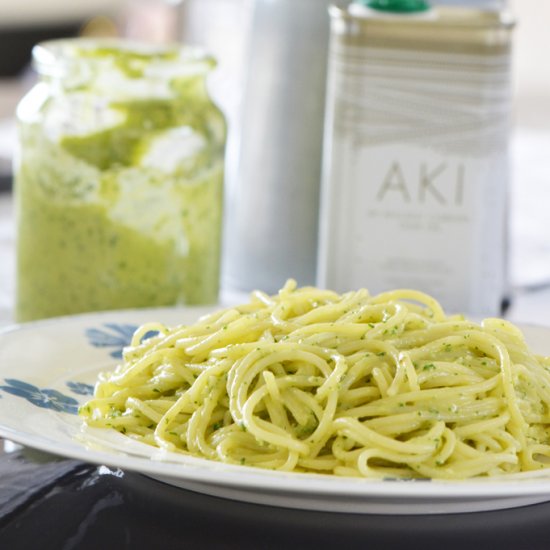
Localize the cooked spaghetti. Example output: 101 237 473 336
80 280 550 479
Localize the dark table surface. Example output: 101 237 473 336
1 445 550 550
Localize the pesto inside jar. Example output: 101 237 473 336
15 39 226 321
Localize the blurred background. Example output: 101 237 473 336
0 0 549 321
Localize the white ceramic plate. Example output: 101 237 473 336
2 307 550 515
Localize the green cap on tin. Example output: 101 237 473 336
361 0 431 13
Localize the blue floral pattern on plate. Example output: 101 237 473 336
65 381 95 396
85 323 159 358
0 379 79 414
85 323 139 358
0 322 160 414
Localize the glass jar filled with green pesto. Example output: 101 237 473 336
15 39 226 321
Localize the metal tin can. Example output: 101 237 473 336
318 2 515 315
223 0 332 294
15 39 226 321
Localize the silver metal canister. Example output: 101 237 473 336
223 0 333 294
318 2 515 315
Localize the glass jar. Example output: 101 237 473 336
15 39 226 322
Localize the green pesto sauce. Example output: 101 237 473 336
75 44 181 79
61 76 216 170
15 45 225 322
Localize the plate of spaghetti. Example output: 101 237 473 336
1 280 550 514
